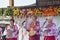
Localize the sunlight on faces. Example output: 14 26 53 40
10 20 14 26
46 17 53 24
47 19 52 24
31 15 37 22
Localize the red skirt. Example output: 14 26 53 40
6 38 17 40
29 36 35 40
0 39 2 40
44 36 55 40
29 35 40 40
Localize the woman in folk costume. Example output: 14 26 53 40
44 17 56 40
57 27 60 40
3 19 18 40
0 27 2 40
26 15 40 40
18 14 28 40
57 31 60 40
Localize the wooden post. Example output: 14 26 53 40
9 0 14 7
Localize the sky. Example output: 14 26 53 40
0 0 36 8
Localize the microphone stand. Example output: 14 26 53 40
40 19 47 36
41 18 47 29
21 20 27 40
21 25 24 40
19 21 25 40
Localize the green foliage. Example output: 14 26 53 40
3 8 13 16
0 8 2 16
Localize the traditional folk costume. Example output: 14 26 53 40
27 21 40 40
57 34 60 40
19 17 28 40
57 27 60 40
44 23 56 40
0 27 2 40
4 25 18 40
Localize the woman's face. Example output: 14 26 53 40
10 21 14 26
47 19 52 24
58 31 60 35
31 16 36 22
30 22 34 27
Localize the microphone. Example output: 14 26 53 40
43 20 47 25
22 21 26 26
42 18 47 28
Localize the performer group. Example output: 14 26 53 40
0 14 60 40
